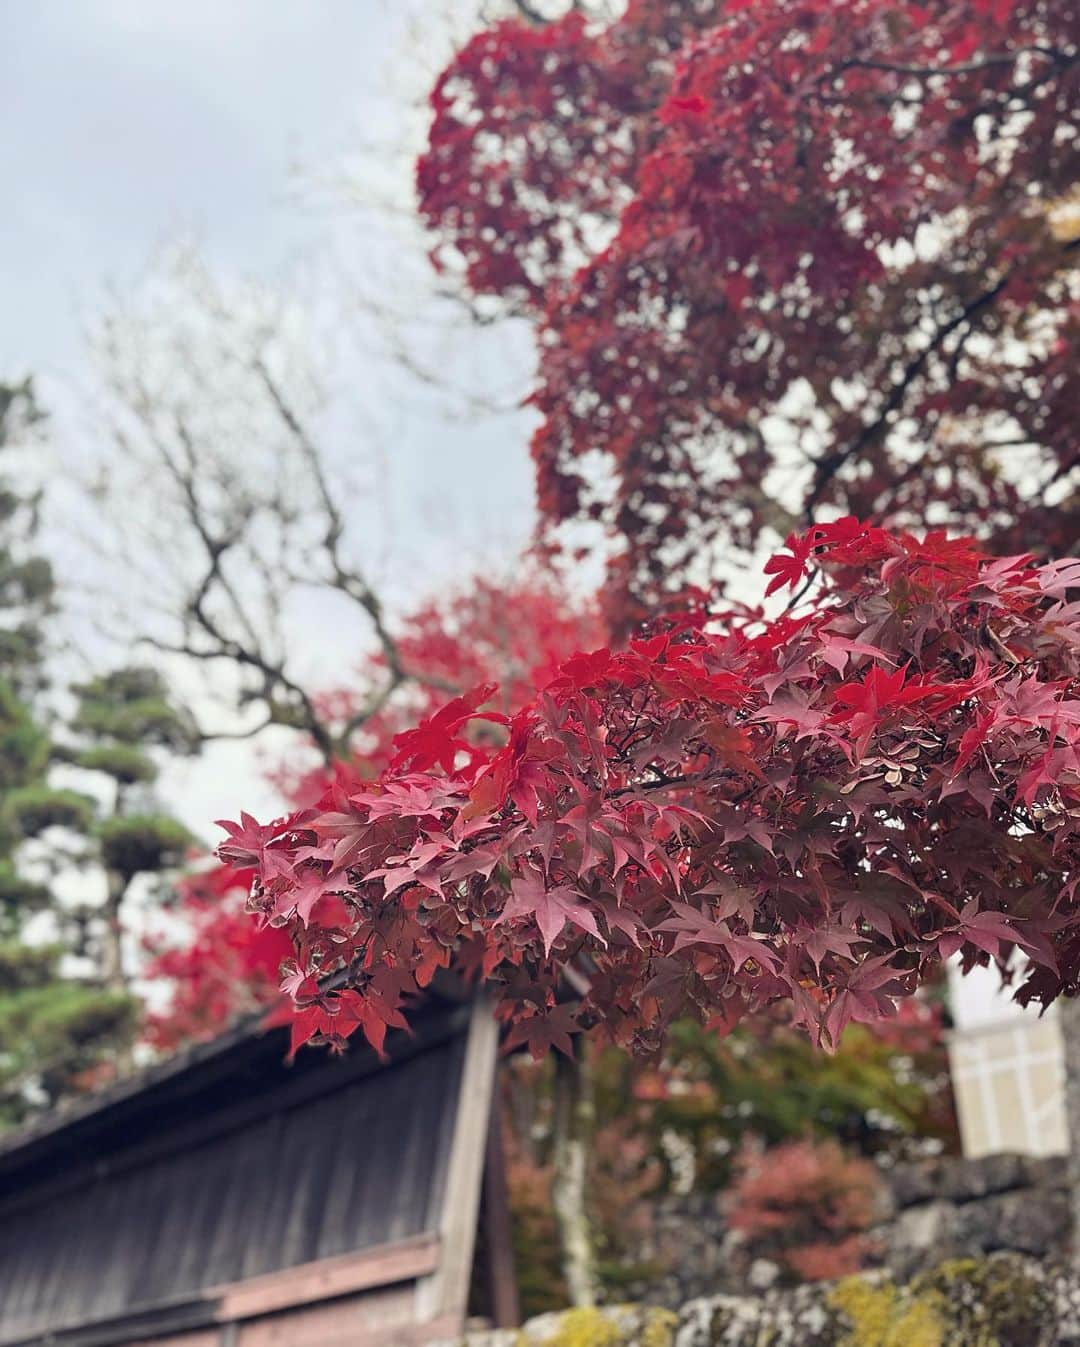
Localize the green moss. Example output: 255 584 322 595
528 1307 623 1347
515 1306 675 1347
828 1256 1054 1347
830 1277 945 1347
910 1256 1051 1347
639 1307 677 1347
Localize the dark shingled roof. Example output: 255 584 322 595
0 992 474 1347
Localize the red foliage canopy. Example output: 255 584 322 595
220 524 1080 1059
418 0 1079 630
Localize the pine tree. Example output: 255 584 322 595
0 382 134 1124
60 666 198 992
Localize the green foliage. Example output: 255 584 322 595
0 862 49 936
0 940 63 992
593 1011 955 1195
3 785 96 838
0 381 141 1125
68 743 158 785
0 554 54 608
508 1133 570 1318
97 814 192 881
0 679 49 791
0 968 136 1127
0 624 47 687
71 668 198 752
0 377 44 446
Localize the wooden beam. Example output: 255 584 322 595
483 1081 520 1329
211 1233 441 1321
413 996 499 1330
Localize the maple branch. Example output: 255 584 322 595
805 272 1011 516
831 45 1065 82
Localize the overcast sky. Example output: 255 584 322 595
2 1 538 834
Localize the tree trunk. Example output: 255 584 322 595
551 1041 599 1307
102 871 128 994
1061 995 1080 1266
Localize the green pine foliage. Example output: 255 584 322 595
96 814 192 882
0 380 140 1125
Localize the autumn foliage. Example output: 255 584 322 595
220 522 1080 1060
726 1138 883 1281
418 0 1079 630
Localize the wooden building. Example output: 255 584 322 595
0 990 518 1347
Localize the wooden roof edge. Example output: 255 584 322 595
0 1009 271 1161
0 974 477 1180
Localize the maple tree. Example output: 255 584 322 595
221 521 1080 1062
418 0 1079 631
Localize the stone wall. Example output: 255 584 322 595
612 1151 1071 1306
437 1254 1080 1347
876 1152 1070 1279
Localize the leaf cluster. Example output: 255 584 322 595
222 523 1080 1058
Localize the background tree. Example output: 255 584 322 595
82 246 497 764
418 0 1078 631
0 382 135 1124
57 667 197 993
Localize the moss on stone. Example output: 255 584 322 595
830 1277 944 1347
910 1255 1052 1347
526 1307 622 1347
513 1305 675 1347
826 1256 1054 1347
465 1253 1064 1347
639 1307 677 1347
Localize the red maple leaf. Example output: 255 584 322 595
496 866 603 956
390 683 507 773
503 1002 580 1059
